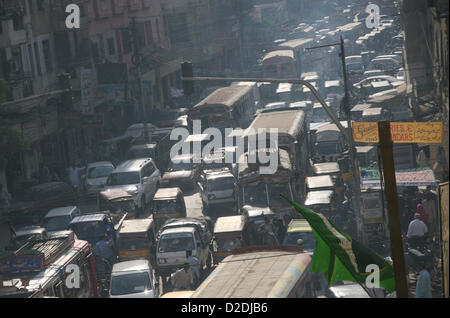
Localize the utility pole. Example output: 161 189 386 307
130 16 149 143
377 120 409 298
306 36 362 238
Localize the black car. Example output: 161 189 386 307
8 182 77 226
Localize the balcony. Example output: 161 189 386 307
0 0 25 20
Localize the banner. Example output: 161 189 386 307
360 167 437 187
352 122 443 143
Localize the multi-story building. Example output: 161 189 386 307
0 0 65 194
400 0 449 182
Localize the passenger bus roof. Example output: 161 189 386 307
192 85 253 110
277 38 313 49
246 109 305 141
262 50 295 62
191 249 311 298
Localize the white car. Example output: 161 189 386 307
84 161 114 197
363 70 385 79
109 260 156 298
105 158 161 213
353 75 400 88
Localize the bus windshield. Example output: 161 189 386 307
243 183 268 206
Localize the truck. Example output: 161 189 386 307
155 217 213 285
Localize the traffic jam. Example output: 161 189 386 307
0 0 448 299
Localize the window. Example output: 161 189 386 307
28 0 34 14
27 44 35 77
121 28 132 54
145 21 153 44
42 40 53 73
107 38 115 55
155 18 161 43
13 15 24 31
33 42 42 76
37 0 45 11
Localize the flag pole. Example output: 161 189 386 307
377 121 409 298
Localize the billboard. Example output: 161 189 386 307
352 122 443 144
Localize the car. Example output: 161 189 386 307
8 182 77 225
353 75 400 88
396 68 405 81
105 158 161 213
84 161 115 197
161 154 202 191
15 226 47 245
198 170 237 213
367 58 401 75
41 206 81 236
109 260 156 298
154 108 188 128
375 54 402 64
362 69 386 79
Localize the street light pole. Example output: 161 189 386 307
338 35 362 241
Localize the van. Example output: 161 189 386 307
41 206 81 236
105 158 161 214
109 260 156 298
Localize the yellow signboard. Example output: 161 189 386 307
352 122 443 144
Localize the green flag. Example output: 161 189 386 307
286 198 396 293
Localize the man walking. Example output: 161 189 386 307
407 213 428 249
186 250 200 288
171 263 193 291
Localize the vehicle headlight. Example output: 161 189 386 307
158 258 167 264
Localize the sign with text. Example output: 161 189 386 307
352 122 443 144
360 167 437 188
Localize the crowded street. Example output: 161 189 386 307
0 0 448 300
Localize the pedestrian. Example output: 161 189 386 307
67 162 84 194
95 233 116 266
422 191 438 239
171 263 193 291
407 213 428 249
416 147 430 168
415 203 428 226
258 216 279 246
415 261 432 298
275 218 286 244
0 184 10 217
186 250 200 288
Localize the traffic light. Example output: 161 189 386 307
181 61 194 96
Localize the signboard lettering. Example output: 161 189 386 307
353 122 443 144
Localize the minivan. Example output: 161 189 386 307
105 158 161 213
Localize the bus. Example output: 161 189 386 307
188 85 256 133
0 233 99 298
277 38 314 75
191 246 317 298
262 50 297 78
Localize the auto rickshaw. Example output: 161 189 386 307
212 215 246 263
117 218 155 264
150 187 186 232
98 189 137 219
